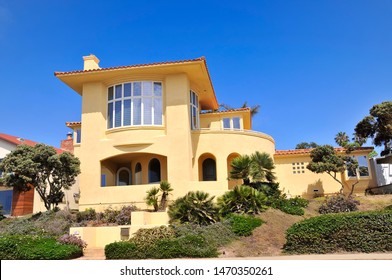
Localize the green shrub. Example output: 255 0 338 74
131 226 175 246
270 196 308 216
284 210 392 254
226 214 264 236
172 221 236 247
105 234 218 259
0 235 83 260
168 191 219 225
105 241 139 259
76 208 97 222
217 185 267 217
0 210 75 237
318 195 359 214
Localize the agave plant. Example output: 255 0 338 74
168 191 219 225
217 185 267 217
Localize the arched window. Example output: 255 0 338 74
134 163 142 185
148 158 161 183
116 167 131 186
202 158 217 181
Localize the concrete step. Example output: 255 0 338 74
78 248 105 260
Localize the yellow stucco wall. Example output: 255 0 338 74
59 58 276 212
275 150 378 198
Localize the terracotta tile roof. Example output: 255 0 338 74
66 122 81 127
0 132 63 154
54 57 207 76
275 147 374 156
201 107 251 115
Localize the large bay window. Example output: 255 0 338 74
107 81 163 129
190 90 199 130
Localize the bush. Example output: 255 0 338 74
115 205 137 225
76 208 97 223
226 214 264 236
168 191 219 225
270 196 308 216
172 221 236 248
0 235 83 260
105 234 218 259
284 210 392 254
318 195 359 214
0 209 75 237
217 185 267 217
57 234 87 250
131 226 176 246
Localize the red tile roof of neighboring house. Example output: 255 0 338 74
201 107 251 115
275 147 374 156
54 57 207 76
66 122 81 127
0 133 64 154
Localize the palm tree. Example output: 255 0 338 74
159 180 173 210
217 185 267 216
145 187 160 211
229 154 252 185
335 132 350 147
219 101 260 117
250 151 276 183
229 152 276 186
168 191 218 225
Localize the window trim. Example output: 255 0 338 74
222 117 242 130
107 81 163 129
190 90 200 130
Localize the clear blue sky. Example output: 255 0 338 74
1 0 391 151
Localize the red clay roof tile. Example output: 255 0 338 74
0 133 64 154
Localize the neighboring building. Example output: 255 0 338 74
368 154 392 194
0 132 79 215
274 148 377 198
56 55 378 212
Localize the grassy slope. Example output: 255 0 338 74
218 195 392 258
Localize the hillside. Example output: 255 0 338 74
218 195 392 258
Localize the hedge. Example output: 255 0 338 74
0 235 83 260
105 234 218 259
284 210 392 254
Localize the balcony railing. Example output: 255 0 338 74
192 128 275 143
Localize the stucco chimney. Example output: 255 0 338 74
83 54 100 70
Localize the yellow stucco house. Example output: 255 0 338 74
55 55 276 211
55 55 377 212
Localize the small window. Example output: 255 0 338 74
75 129 81 144
232 117 241 129
223 118 231 129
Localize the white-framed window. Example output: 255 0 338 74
190 90 199 130
107 81 163 129
222 117 241 130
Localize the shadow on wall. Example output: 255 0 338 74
302 179 325 198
